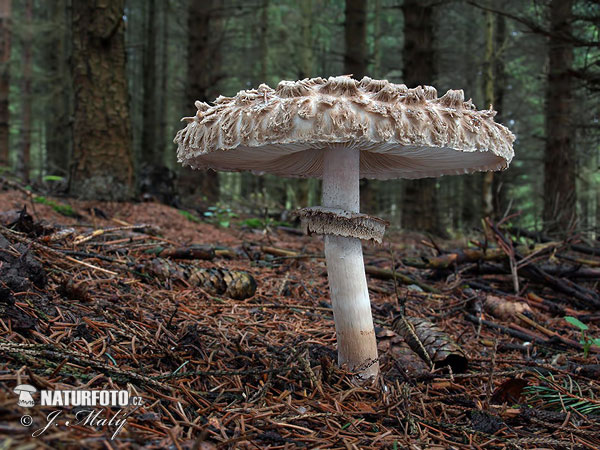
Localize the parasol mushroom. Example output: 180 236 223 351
174 76 515 380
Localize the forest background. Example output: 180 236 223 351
0 0 598 237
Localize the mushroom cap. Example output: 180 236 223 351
174 76 514 180
14 384 37 393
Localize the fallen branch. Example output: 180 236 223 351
403 242 560 270
509 226 600 257
260 245 439 293
364 266 440 294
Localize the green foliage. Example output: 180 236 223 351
565 316 588 331
241 216 292 230
42 175 65 182
203 204 238 228
241 217 263 229
565 316 600 358
32 196 76 217
524 371 600 415
177 210 200 223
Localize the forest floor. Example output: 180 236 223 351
0 185 599 449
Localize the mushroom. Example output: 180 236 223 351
174 76 514 380
14 384 37 407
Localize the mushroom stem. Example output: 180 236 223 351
322 146 379 379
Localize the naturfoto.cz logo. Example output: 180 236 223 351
15 386 142 407
40 390 135 407
14 384 144 440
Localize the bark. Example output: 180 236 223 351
597 152 600 236
458 6 480 229
17 0 32 182
481 11 507 220
258 0 269 83
156 0 168 156
44 0 72 176
401 1 434 86
543 0 576 233
181 0 223 205
139 0 171 203
299 0 313 78
372 0 382 77
69 0 135 200
186 0 223 107
0 0 11 167
400 0 442 235
482 10 496 218
344 0 368 78
141 0 159 166
492 14 506 217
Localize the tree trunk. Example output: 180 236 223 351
457 4 480 229
597 150 600 239
481 10 507 220
543 0 575 233
344 0 367 79
45 0 72 177
372 0 382 77
299 0 313 79
186 0 222 108
69 0 135 200
17 0 32 182
401 0 442 235
180 0 223 205
156 0 168 157
482 10 495 218
258 0 269 83
0 0 11 167
492 13 506 217
141 0 159 166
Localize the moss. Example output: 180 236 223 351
241 218 263 229
33 196 77 217
241 217 293 229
